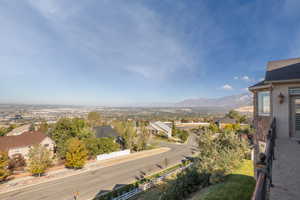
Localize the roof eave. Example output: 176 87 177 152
264 78 300 84
248 84 271 92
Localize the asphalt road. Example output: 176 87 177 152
0 136 198 200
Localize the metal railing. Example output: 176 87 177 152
251 118 276 200
112 188 141 200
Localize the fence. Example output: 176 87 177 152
96 163 192 200
251 118 276 200
96 150 130 161
112 188 141 200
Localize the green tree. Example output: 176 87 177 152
239 115 247 124
226 110 240 120
0 151 10 182
0 125 16 136
38 121 49 133
0 128 6 136
208 123 219 133
84 137 119 158
136 126 150 151
171 121 177 136
29 123 35 131
49 118 93 158
28 145 52 176
65 138 88 169
112 121 136 150
197 130 249 182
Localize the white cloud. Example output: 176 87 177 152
241 76 250 81
221 84 233 90
25 0 199 80
234 75 254 82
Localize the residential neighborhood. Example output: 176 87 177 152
1 1 300 200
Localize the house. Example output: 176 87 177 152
0 131 55 159
6 124 30 136
94 125 125 148
148 121 172 138
214 117 236 128
94 125 119 138
249 57 300 200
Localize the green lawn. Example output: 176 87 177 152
198 160 255 200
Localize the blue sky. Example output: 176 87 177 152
0 0 300 105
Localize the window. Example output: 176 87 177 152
258 91 270 116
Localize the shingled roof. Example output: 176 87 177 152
0 131 48 151
94 126 119 138
249 58 300 91
265 62 300 82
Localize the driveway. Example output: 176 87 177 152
0 139 197 200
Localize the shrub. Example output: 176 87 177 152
0 151 10 182
160 167 209 200
8 154 26 172
173 129 189 143
94 183 138 200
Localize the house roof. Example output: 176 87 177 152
94 126 119 138
248 81 271 91
249 58 300 91
0 131 48 151
265 62 300 82
149 121 171 133
214 117 236 124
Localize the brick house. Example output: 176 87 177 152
249 58 300 199
0 131 55 159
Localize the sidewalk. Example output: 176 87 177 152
270 138 300 200
0 147 170 194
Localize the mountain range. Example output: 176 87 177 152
129 93 252 109
175 93 252 108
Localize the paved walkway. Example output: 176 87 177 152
270 138 300 200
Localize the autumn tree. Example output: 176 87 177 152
0 151 10 182
28 145 52 176
65 138 88 169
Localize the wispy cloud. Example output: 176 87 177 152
234 75 254 82
25 0 198 80
221 84 233 90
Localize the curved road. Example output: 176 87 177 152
0 136 198 200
